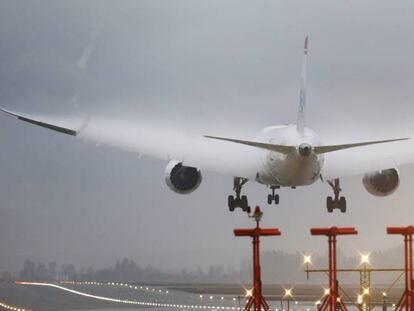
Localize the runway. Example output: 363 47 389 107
0 281 322 311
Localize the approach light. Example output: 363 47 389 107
357 295 363 304
324 288 330 296
361 254 370 264
303 255 312 264
245 289 253 297
284 289 293 297
383 292 387 297
363 288 370 296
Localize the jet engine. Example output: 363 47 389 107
165 161 202 194
362 168 399 197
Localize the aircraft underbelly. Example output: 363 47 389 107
257 151 322 187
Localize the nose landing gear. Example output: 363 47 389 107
267 186 280 205
327 178 346 213
228 177 250 213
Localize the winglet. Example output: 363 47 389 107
0 107 78 136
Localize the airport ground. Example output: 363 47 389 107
0 281 404 311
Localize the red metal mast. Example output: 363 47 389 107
387 226 414 311
311 226 358 311
234 206 281 311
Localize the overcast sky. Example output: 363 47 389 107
1 0 414 274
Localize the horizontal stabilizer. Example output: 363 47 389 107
204 135 409 155
203 135 295 154
313 138 409 154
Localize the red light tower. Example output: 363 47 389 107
234 206 281 311
387 226 414 311
311 227 358 311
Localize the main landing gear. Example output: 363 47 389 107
228 177 251 213
267 186 280 205
327 178 346 213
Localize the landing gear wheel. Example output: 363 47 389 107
267 194 272 205
228 195 235 212
326 179 347 213
241 195 248 207
241 196 250 213
339 197 346 213
267 186 280 205
227 177 250 213
327 196 333 213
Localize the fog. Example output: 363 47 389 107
1 0 414 275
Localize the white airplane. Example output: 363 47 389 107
1 37 410 213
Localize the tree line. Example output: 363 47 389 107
0 246 405 284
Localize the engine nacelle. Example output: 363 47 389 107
165 161 202 194
362 168 399 197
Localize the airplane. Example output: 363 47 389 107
0 37 410 213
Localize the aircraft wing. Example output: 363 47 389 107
0 108 262 179
321 139 414 180
2 108 414 183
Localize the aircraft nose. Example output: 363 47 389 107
298 143 312 157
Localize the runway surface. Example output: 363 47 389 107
0 281 401 310
0 281 320 311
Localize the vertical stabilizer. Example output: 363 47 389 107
297 36 308 135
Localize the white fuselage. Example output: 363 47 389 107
255 124 324 187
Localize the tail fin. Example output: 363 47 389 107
297 36 308 135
